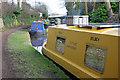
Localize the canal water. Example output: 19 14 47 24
29 24 66 55
28 25 79 79
29 29 48 55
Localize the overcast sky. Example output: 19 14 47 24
29 0 67 15
7 0 67 15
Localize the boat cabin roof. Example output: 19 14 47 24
51 23 120 36
80 23 120 27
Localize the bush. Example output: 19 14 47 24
111 2 119 13
2 15 16 27
2 13 39 27
89 3 108 23
89 2 119 23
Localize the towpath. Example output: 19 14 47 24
2 25 28 78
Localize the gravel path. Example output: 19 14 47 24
2 25 28 78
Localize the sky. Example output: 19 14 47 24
27 0 67 15
7 0 67 15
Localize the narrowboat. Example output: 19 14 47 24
29 21 45 36
30 35 45 47
42 16 120 79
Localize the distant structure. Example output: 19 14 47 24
48 14 66 24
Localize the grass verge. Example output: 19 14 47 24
6 29 69 78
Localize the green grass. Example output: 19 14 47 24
6 29 69 78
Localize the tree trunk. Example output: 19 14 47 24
119 1 120 15
105 0 113 16
12 0 14 6
17 0 20 8
85 1 88 15
71 2 74 15
22 0 26 9
1 0 8 16
92 0 96 11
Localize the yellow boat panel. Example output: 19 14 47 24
42 26 119 79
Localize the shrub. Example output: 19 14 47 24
89 2 119 23
111 2 119 13
89 3 108 23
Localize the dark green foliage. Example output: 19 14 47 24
13 8 24 16
2 7 40 27
65 2 85 15
65 2 73 15
42 13 48 19
111 2 119 13
89 3 108 23
2 15 15 27
89 2 119 23
2 2 48 28
75 2 85 15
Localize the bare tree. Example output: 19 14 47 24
22 0 26 9
17 0 20 8
105 0 113 16
71 2 75 15
85 0 88 15
65 2 74 15
12 0 14 6
92 0 96 11
35 2 48 18
1 0 16 15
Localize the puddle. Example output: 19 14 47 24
29 29 48 55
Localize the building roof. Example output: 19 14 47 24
49 14 66 18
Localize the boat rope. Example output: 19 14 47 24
36 22 38 30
